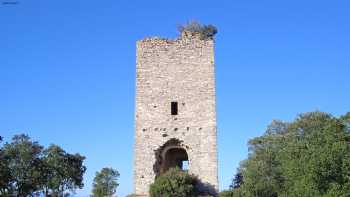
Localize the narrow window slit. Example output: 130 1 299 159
171 102 178 115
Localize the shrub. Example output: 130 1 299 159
219 190 234 197
149 168 198 197
178 21 218 40
219 189 243 197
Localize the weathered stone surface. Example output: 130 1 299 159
134 32 218 196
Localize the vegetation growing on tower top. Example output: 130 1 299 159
178 21 218 40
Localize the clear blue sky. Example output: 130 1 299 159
1 0 349 196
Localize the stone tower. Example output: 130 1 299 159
134 31 218 196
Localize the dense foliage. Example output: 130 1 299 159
91 167 120 197
0 134 86 197
219 189 243 197
178 21 218 40
149 167 199 197
226 111 350 197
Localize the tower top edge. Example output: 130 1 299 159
137 31 214 46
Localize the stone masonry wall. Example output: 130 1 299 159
134 32 218 196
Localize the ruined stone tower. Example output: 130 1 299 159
134 31 218 196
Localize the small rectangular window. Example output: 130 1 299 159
182 160 189 171
171 102 178 115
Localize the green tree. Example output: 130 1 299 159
2 134 43 196
235 111 350 197
239 121 286 197
0 137 12 196
279 112 350 196
230 172 243 189
219 171 244 197
1 134 86 197
219 190 233 197
91 167 120 197
149 167 199 197
40 144 86 196
341 112 350 132
219 189 243 197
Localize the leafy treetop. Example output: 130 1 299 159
91 167 120 197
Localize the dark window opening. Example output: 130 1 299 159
171 102 178 115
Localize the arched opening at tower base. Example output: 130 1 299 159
153 138 189 177
162 147 188 173
152 139 218 196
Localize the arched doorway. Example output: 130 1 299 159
161 147 188 174
154 139 189 177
